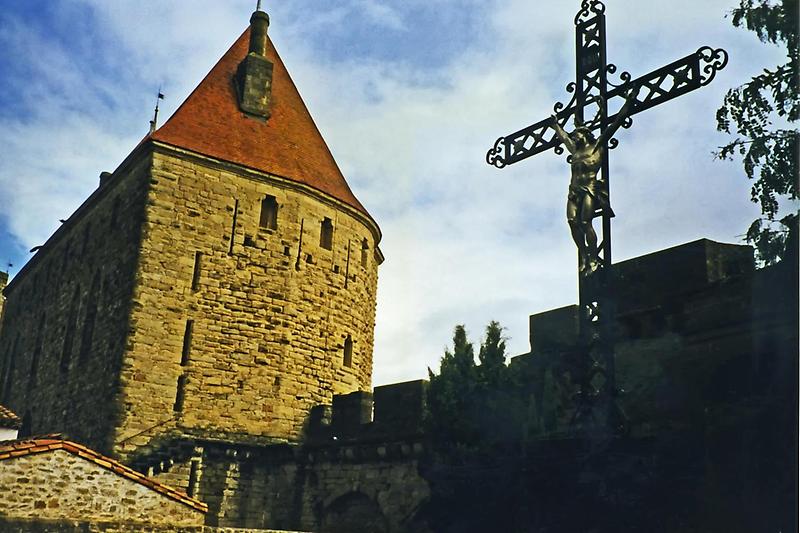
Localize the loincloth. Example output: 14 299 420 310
567 181 615 219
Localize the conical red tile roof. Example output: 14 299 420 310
152 27 370 218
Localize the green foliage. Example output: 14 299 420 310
427 322 526 455
427 325 478 447
477 320 507 387
715 0 799 265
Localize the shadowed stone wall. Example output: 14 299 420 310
0 154 151 453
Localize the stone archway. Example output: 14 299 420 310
320 491 389 533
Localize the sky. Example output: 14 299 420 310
0 0 792 387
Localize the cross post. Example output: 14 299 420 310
487 0 728 434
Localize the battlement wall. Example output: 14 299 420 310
306 379 429 445
514 238 797 437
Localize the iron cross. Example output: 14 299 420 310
486 0 728 434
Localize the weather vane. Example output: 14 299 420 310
149 88 165 134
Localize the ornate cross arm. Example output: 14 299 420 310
486 46 728 168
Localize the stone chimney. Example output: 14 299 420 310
236 7 274 120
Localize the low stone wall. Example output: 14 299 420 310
0 449 203 527
0 520 309 533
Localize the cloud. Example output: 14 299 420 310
354 0 406 31
0 0 792 388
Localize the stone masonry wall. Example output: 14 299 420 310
0 450 203 527
131 383 430 531
0 155 151 452
115 145 379 456
146 440 429 532
0 521 306 533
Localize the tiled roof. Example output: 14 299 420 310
151 27 373 221
0 435 207 513
0 404 21 429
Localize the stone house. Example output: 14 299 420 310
0 435 207 531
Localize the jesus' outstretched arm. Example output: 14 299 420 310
551 115 576 154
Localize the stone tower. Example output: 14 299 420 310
0 6 382 457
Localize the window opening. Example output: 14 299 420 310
343 335 353 368
228 199 239 255
344 240 351 289
79 275 100 363
259 195 278 230
191 252 203 291
361 239 369 268
320 218 333 250
28 314 46 390
295 219 305 270
110 197 121 229
60 286 80 374
187 459 201 497
82 223 91 254
174 375 187 412
62 240 72 270
181 320 194 366
1 335 19 403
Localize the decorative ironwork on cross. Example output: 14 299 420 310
486 0 728 434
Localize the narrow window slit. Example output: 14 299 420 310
361 238 369 268
191 252 203 291
187 459 200 497
28 313 46 391
174 375 187 412
79 274 100 364
110 197 121 229
228 199 239 255
82 223 91 254
295 219 305 271
320 218 333 250
344 240 351 288
343 335 353 368
181 320 194 366
60 286 81 374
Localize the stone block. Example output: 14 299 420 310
373 380 427 434
615 239 753 314
331 391 373 436
529 305 579 355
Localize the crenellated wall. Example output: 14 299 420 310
130 380 431 532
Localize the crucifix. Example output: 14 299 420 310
487 0 728 433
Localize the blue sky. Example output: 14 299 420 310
0 0 792 386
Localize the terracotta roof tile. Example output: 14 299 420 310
151 27 374 223
0 404 21 429
0 436 207 513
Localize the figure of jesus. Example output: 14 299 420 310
551 87 639 275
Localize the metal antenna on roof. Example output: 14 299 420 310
256 0 262 11
149 87 165 135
